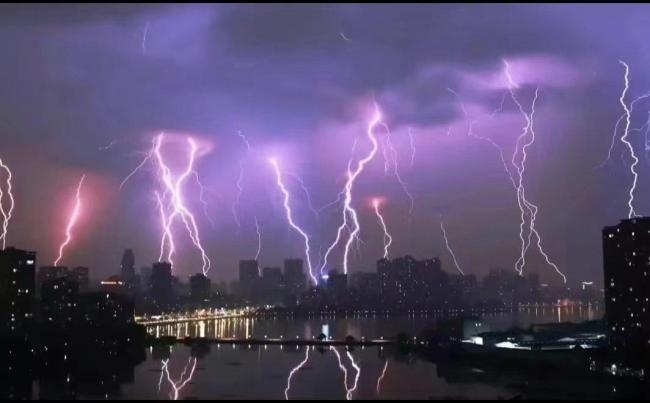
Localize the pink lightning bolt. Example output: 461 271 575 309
284 347 310 400
372 198 392 259
0 158 15 250
154 133 211 275
320 103 383 276
54 174 86 266
269 157 318 286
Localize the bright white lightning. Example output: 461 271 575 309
269 157 318 286
439 217 465 276
330 347 360 401
0 159 15 250
617 60 640 219
504 60 566 283
154 134 211 275
54 174 86 266
372 198 392 259
284 347 310 400
320 104 382 276
162 357 197 401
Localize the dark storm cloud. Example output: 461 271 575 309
1 4 650 284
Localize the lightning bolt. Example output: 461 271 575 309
161 357 197 401
331 348 361 400
269 157 318 286
503 60 566 283
372 198 392 259
439 216 465 276
376 360 389 394
54 174 86 266
407 127 416 169
284 347 310 400
286 171 320 218
254 215 262 263
320 103 382 276
119 139 156 190
154 133 211 275
192 171 216 228
142 21 150 55
380 121 414 215
0 159 15 250
616 60 640 218
232 132 251 233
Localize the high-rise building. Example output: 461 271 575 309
326 270 348 300
239 260 259 302
190 273 212 307
378 255 448 309
41 277 79 328
150 262 173 313
261 267 283 303
120 249 136 279
0 247 36 333
68 266 89 292
283 259 305 294
603 218 650 358
37 265 68 289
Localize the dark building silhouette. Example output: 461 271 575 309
378 255 448 309
150 262 173 313
326 270 348 300
37 265 68 290
78 292 135 327
283 259 305 289
100 275 126 294
68 266 89 292
349 272 380 308
41 277 79 328
190 273 211 307
0 247 36 333
120 249 140 294
261 267 283 304
603 218 650 360
238 259 259 302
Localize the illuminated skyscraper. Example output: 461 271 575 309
603 218 650 359
0 247 36 333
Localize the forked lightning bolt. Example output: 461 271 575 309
161 357 198 401
269 157 318 285
372 198 392 259
54 174 86 266
503 60 566 283
616 61 640 218
285 347 310 400
0 159 15 250
320 103 382 276
154 133 212 275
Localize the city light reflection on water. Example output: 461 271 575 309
145 305 601 341
121 307 606 400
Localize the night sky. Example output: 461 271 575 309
1 4 649 285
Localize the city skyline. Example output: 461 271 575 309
3 4 650 284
